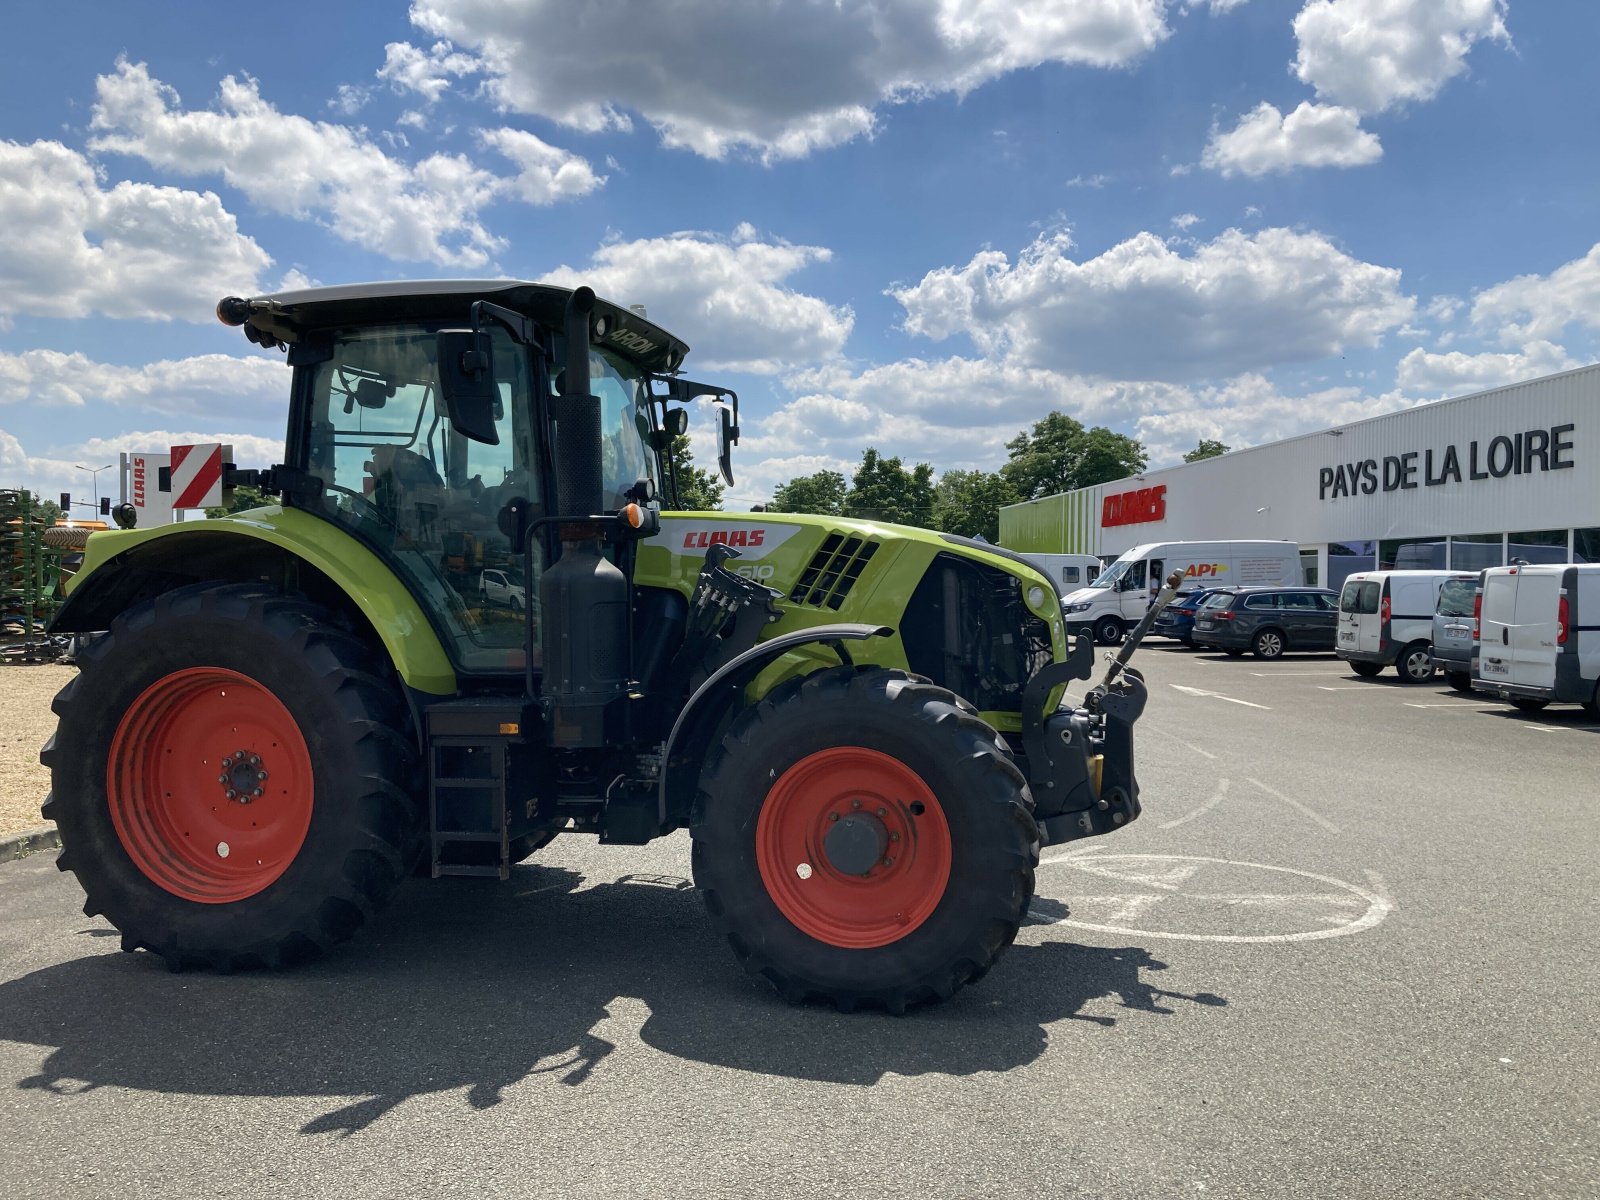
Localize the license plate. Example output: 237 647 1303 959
1338 630 1354 644
1196 620 1212 629
1480 659 1509 678
1443 628 1467 640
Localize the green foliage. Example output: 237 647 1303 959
844 448 935 527
668 434 725 511
1001 411 1147 498
1183 438 1230 463
930 469 1019 543
768 469 848 516
204 485 274 519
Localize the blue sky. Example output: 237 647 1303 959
2 0 1596 511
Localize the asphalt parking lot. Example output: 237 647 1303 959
1 644 1596 1199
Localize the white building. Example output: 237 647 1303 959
1000 363 1600 592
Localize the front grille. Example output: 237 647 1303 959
901 553 1053 711
790 534 879 609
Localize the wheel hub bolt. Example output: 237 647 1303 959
828 812 839 822
883 856 895 867
851 799 861 810
889 831 900 842
876 807 886 817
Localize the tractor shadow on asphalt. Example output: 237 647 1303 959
0 863 1227 1135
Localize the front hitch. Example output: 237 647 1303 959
1020 570 1183 846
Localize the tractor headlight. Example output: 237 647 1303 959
1027 585 1047 610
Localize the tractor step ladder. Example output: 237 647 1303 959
425 701 519 880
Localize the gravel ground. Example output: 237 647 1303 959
0 664 74 838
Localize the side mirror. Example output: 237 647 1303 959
436 329 500 445
715 401 739 486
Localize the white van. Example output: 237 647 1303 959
1019 553 1102 593
1475 564 1600 715
1062 540 1301 645
1336 570 1462 683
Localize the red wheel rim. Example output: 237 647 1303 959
106 668 314 904
756 747 952 949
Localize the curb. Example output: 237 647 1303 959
0 825 61 865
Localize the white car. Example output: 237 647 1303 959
479 568 526 609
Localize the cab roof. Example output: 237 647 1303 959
230 279 691 374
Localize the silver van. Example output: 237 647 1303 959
1430 574 1483 692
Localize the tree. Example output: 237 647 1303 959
1076 426 1147 487
1183 438 1230 463
768 470 848 516
1001 411 1148 498
204 485 274 519
931 469 1019 543
844 448 935 527
667 434 724 511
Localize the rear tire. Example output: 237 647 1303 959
1224 648 1246 658
1510 697 1549 713
1396 642 1434 684
691 667 1038 1012
41 583 422 970
1350 661 1384 678
1252 629 1286 659
1093 616 1124 646
1447 671 1473 693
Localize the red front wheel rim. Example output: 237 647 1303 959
106 668 315 904
756 747 953 949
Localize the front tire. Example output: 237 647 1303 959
1510 697 1549 713
1093 616 1124 646
41 584 421 970
691 667 1038 1012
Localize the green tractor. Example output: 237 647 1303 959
41 280 1164 1010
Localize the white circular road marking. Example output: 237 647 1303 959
1033 852 1393 944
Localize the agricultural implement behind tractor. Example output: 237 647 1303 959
41 280 1170 1010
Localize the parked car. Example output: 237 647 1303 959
1151 588 1229 645
1191 586 1341 659
479 567 526 609
1474 563 1600 715
1336 570 1468 684
1430 574 1482 692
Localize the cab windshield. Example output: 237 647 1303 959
590 347 658 510
1090 557 1140 589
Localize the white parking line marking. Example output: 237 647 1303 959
1245 776 1341 834
1248 671 1331 676
1316 686 1369 691
1160 778 1229 829
1170 684 1270 710
1404 702 1496 709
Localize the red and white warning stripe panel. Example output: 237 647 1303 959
169 443 226 509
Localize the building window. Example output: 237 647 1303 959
1327 540 1375 592
1449 533 1504 571
1508 528 1567 565
1575 528 1600 565
1380 537 1446 570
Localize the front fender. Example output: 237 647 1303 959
657 623 892 828
53 507 457 695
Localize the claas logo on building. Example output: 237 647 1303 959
1101 485 1166 528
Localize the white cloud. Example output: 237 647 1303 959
0 139 271 324
1171 212 1202 230
1201 101 1381 176
541 231 853 373
329 84 370 117
890 226 1415 382
0 348 288 418
409 0 1172 160
87 58 600 268
476 127 605 204
1394 342 1580 396
377 40 480 103
1470 242 1600 345
1293 0 1510 114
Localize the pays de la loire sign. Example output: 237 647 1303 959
1102 484 1166 528
1318 423 1575 500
